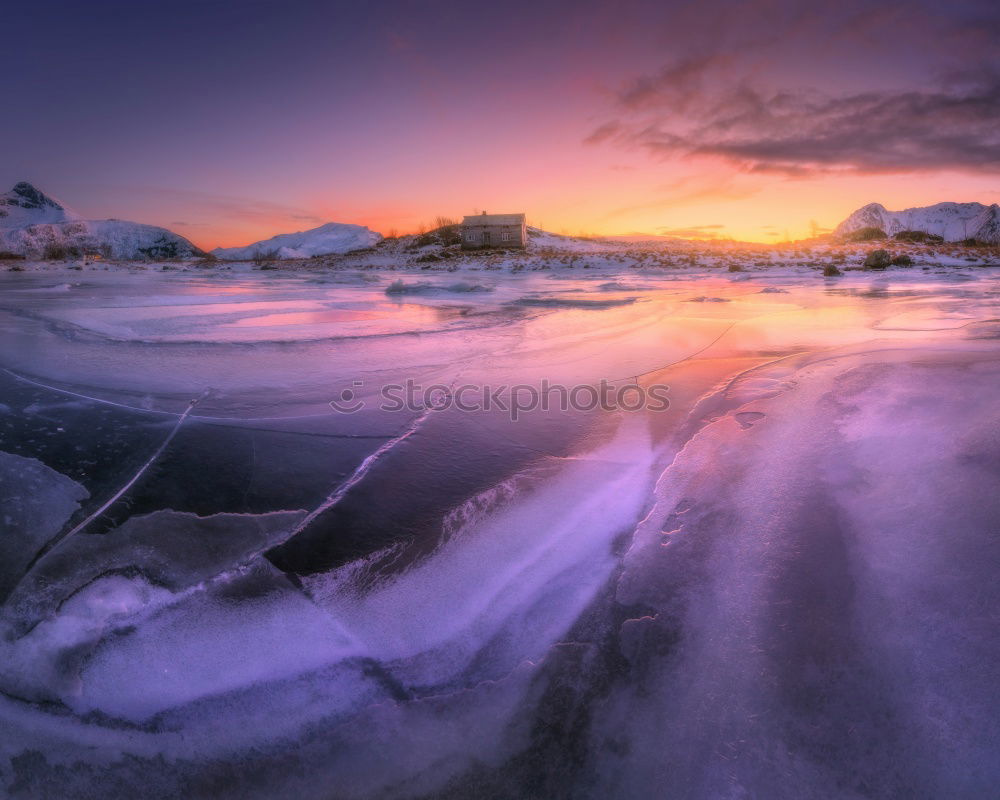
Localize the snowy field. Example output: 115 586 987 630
1 260 999 799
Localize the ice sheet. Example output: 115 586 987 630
0 266 998 798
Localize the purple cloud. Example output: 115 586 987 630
586 0 1000 176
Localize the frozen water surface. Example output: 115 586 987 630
0 266 998 798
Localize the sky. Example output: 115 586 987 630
4 0 1000 246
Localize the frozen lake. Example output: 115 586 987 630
1 265 999 799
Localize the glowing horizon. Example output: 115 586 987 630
6 0 999 249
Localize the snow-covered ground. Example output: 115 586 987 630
0 262 998 799
5 226 999 276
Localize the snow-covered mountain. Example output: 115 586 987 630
834 202 1000 243
0 182 206 259
0 181 80 227
213 222 382 260
1 219 207 260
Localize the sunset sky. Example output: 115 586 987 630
5 0 1000 247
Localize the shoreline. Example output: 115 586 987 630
3 237 999 277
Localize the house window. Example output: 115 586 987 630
465 233 475 241
501 230 511 241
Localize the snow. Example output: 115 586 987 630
605 344 1000 798
0 181 205 259
835 200 1000 243
0 182 80 229
213 221 382 260
527 226 616 251
0 218 206 260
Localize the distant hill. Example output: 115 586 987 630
0 182 206 259
213 222 382 260
834 202 1000 244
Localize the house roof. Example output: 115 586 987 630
462 213 525 226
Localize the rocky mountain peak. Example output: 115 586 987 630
6 182 64 211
